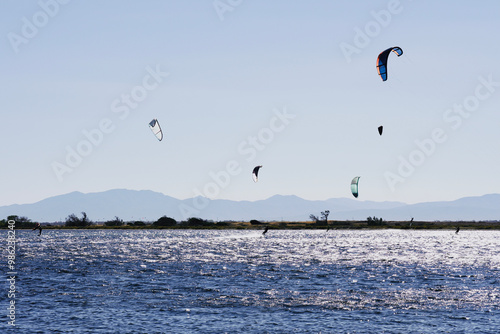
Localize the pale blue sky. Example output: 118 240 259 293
1 0 499 207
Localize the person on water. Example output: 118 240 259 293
32 222 42 236
262 226 269 236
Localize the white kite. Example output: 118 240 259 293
148 119 163 141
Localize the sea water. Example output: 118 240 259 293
2 229 500 333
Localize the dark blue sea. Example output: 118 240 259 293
2 229 500 333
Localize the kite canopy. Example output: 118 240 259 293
148 119 163 141
378 126 383 136
351 176 360 198
376 47 403 81
252 165 262 183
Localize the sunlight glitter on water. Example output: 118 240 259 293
6 229 500 333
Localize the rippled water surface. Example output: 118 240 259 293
2 229 500 333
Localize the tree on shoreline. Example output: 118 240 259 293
310 210 330 226
321 210 330 224
367 216 385 226
309 214 319 223
104 216 123 227
153 216 177 227
182 217 212 227
65 212 92 227
0 215 38 228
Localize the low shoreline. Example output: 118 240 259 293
7 220 500 230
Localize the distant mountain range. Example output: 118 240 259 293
1 189 499 222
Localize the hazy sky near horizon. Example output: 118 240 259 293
1 0 499 207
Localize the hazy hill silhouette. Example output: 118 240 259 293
1 189 498 222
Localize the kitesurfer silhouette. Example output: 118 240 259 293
455 226 460 234
262 226 269 236
32 222 42 236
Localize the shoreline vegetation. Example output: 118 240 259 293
2 214 500 230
